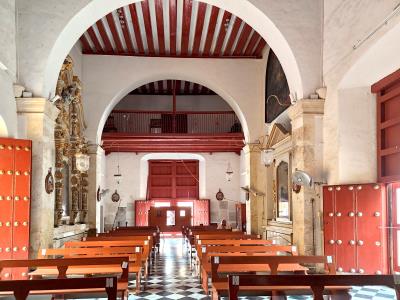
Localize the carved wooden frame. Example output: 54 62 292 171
54 56 89 227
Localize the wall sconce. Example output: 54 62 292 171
261 148 274 167
75 152 90 172
225 162 233 182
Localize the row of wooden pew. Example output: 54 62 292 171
0 225 160 299
183 225 400 299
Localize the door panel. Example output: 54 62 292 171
323 187 336 266
356 184 388 274
393 182 400 273
334 185 357 273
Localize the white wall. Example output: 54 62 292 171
116 94 232 112
0 0 17 138
82 55 266 144
322 2 400 184
68 43 83 80
104 152 241 228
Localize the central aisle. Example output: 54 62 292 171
129 238 396 300
130 238 208 300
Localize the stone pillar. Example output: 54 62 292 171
16 98 59 256
87 144 105 231
288 99 324 255
243 145 266 234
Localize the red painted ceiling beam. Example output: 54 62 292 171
184 81 191 94
169 0 177 55
192 83 200 94
129 4 145 55
223 18 242 56
96 19 114 54
181 0 193 56
141 1 156 55
202 6 219 56
80 35 93 53
87 27 103 53
253 38 267 58
192 2 207 56
155 0 166 55
213 11 232 56
233 23 252 56
117 8 135 55
244 32 259 56
106 13 124 54
157 80 164 93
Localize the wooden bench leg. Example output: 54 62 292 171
105 287 117 300
136 272 141 293
211 290 219 300
271 291 286 300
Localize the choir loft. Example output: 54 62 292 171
1 0 400 299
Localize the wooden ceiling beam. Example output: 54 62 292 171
202 6 219 56
106 14 124 54
117 8 135 55
96 19 114 54
192 2 207 56
129 4 145 55
141 0 156 55
155 0 166 55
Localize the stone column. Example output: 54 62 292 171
87 144 105 232
16 98 59 256
288 99 324 255
243 145 266 234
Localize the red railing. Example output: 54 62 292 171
104 110 242 134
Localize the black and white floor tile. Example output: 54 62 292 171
125 238 397 300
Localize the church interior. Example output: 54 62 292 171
1 0 400 299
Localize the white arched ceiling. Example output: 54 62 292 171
140 153 206 198
339 19 400 89
19 0 313 100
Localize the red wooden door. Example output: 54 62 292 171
392 182 400 273
372 68 400 183
334 186 357 273
0 138 31 279
0 141 15 279
193 199 210 226
323 187 336 267
355 184 388 274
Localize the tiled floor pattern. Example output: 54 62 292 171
122 238 396 300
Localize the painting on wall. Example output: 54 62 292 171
265 50 290 123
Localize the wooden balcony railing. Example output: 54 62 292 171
103 110 242 135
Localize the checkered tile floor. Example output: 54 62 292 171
126 238 397 300
72 238 396 299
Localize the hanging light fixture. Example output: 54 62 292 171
113 149 123 185
225 162 233 182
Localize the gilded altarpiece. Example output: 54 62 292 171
54 56 89 227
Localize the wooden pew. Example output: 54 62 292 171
103 229 160 251
65 239 152 278
209 255 335 298
0 257 128 299
37 247 142 291
227 274 400 300
0 277 118 300
198 245 297 293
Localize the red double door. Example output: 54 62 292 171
0 138 32 279
135 199 209 227
323 183 388 274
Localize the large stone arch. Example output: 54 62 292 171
17 0 322 101
81 55 263 144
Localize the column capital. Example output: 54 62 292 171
288 99 325 121
16 98 59 121
88 143 104 155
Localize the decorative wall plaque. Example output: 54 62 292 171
45 168 54 194
216 189 224 201
111 190 120 202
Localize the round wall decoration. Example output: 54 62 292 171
111 190 120 202
45 168 54 194
216 189 224 201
